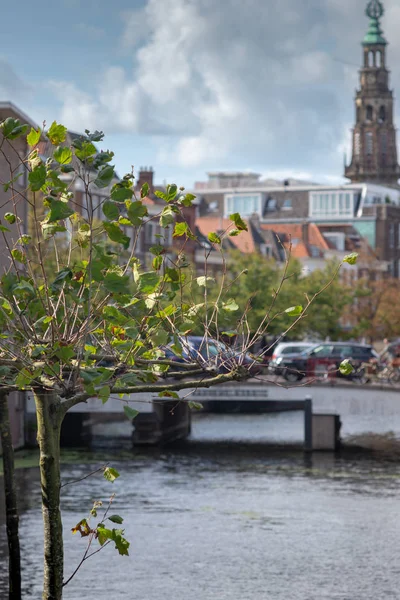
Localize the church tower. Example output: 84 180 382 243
345 0 400 186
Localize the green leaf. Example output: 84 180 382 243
123 405 139 420
53 146 72 164
111 185 133 202
180 193 196 207
28 164 46 191
98 385 111 404
285 305 303 317
222 299 239 312
47 199 74 223
173 222 190 238
42 223 67 239
153 255 163 270
229 229 241 237
74 141 97 161
15 368 34 389
27 127 41 147
103 222 130 249
0 225 10 232
94 165 115 188
158 391 179 398
196 276 215 287
160 206 176 228
339 359 354 376
17 235 32 245
127 201 148 226
55 346 75 362
104 272 130 294
188 401 203 410
50 268 72 291
102 200 119 220
343 253 358 265
108 515 124 525
229 213 248 231
140 182 149 198
137 271 161 293
208 232 221 244
47 121 67 145
111 529 130 556
60 164 74 173
4 213 16 224
97 525 113 545
155 190 167 201
11 249 26 264
103 467 120 482
12 281 35 298
0 118 28 140
167 184 178 202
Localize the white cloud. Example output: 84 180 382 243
51 0 400 181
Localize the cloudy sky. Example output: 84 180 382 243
1 0 400 187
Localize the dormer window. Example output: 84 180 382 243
282 198 292 210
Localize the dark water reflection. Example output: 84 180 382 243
1 415 400 599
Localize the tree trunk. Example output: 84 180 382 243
0 392 21 600
34 390 64 600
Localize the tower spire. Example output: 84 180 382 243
344 0 400 187
363 1 386 46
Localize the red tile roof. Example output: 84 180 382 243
196 217 256 253
260 223 329 258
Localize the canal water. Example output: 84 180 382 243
1 414 400 599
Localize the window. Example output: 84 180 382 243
309 345 333 358
354 132 361 156
282 198 292 210
309 191 354 219
380 132 387 155
265 197 277 212
368 50 374 67
376 50 382 67
225 194 261 217
379 106 386 123
260 244 272 257
366 106 373 121
365 132 373 155
389 223 395 249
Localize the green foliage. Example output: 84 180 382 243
0 117 28 140
53 146 72 165
208 232 221 244
103 222 130 249
127 200 148 225
28 164 46 192
343 253 358 265
47 121 67 145
285 305 303 317
230 213 248 231
339 359 354 375
103 467 120 483
27 127 41 147
123 406 139 420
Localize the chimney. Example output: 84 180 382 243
137 166 154 193
302 221 309 247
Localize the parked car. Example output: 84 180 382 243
278 342 378 382
271 342 315 375
163 336 261 376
